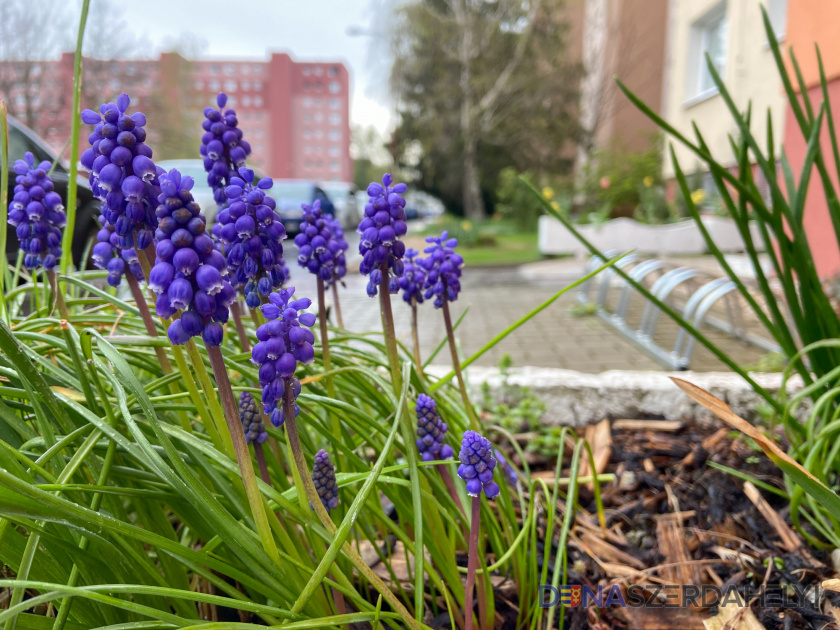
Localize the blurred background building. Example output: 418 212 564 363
0 51 352 182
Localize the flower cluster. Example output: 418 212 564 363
294 200 348 285
7 153 66 271
415 394 454 462
92 217 144 287
358 174 408 297
201 93 251 205
251 288 316 427
311 449 340 512
239 391 268 445
81 93 159 251
421 231 464 308
493 449 518 488
148 169 235 346
213 168 287 308
457 431 500 499
399 248 426 305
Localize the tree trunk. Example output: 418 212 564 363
462 137 485 221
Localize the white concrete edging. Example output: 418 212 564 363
538 216 765 257
427 366 803 427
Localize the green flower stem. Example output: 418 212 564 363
58 0 89 275
442 294 479 431
125 271 192 433
249 305 261 328
331 275 344 328
464 495 481 630
411 298 423 371
205 343 281 569
46 270 69 320
282 388 423 630
317 277 343 468
185 340 234 456
378 262 425 623
230 301 251 353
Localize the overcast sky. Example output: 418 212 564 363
120 0 394 133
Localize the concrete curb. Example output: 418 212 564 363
426 366 804 427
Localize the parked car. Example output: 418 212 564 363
4 116 100 266
156 159 220 223
320 181 362 229
269 180 334 235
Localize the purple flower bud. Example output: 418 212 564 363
311 450 340 512
457 431 499 499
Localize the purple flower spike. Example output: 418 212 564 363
216 167 288 304
493 449 518 488
415 394 454 462
81 93 160 262
200 93 252 205
358 173 408 297
295 200 349 286
239 391 268 445
250 288 315 426
149 169 235 346
311 449 340 512
457 431 500 499
399 248 426 305
8 152 65 271
420 231 464 308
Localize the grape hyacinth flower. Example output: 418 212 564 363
415 394 453 462
421 231 464 308
148 169 235 346
399 249 426 305
459 430 498 630
214 167 287 308
81 93 159 251
201 93 251 205
91 213 144 287
294 201 348 285
311 449 340 512
7 152 66 271
457 431 500 499
251 288 316 427
358 174 408 297
493 449 518 488
238 391 268 445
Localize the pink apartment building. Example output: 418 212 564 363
1 51 353 183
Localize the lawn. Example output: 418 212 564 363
457 231 542 266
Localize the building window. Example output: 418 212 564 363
313 66 323 76
688 3 728 101
195 80 204 90
303 97 312 107
254 96 263 106
314 130 323 139
330 161 339 171
314 112 323 122
329 98 340 109
224 64 235 75
242 81 251 91
253 65 262 74
209 80 220 91
225 80 237 92
303 129 312 139
329 146 339 156
314 81 323 91
31 64 41 76
210 64 219 75
329 81 340 93
329 130 340 141
767 0 787 41
315 98 324 106
302 66 311 76
329 66 338 77
243 96 251 106
304 114 312 122
228 96 237 106
127 64 136 75
304 146 312 154
242 65 251 74
254 81 262 90
329 113 340 125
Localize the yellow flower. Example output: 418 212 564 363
690 189 705 205
461 220 473 231
542 186 555 200
643 176 654 188
550 201 560 211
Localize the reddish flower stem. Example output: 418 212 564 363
464 495 481 630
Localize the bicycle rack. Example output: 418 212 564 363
578 254 779 370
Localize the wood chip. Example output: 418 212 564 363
656 512 701 585
579 418 612 482
701 427 730 449
743 481 801 552
613 419 685 431
578 531 646 570
703 591 765 630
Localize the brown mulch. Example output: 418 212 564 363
497 417 840 630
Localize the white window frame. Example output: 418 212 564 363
685 2 728 107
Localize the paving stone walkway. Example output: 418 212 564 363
292 253 769 373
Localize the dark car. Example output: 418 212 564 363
4 117 100 266
268 179 335 234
